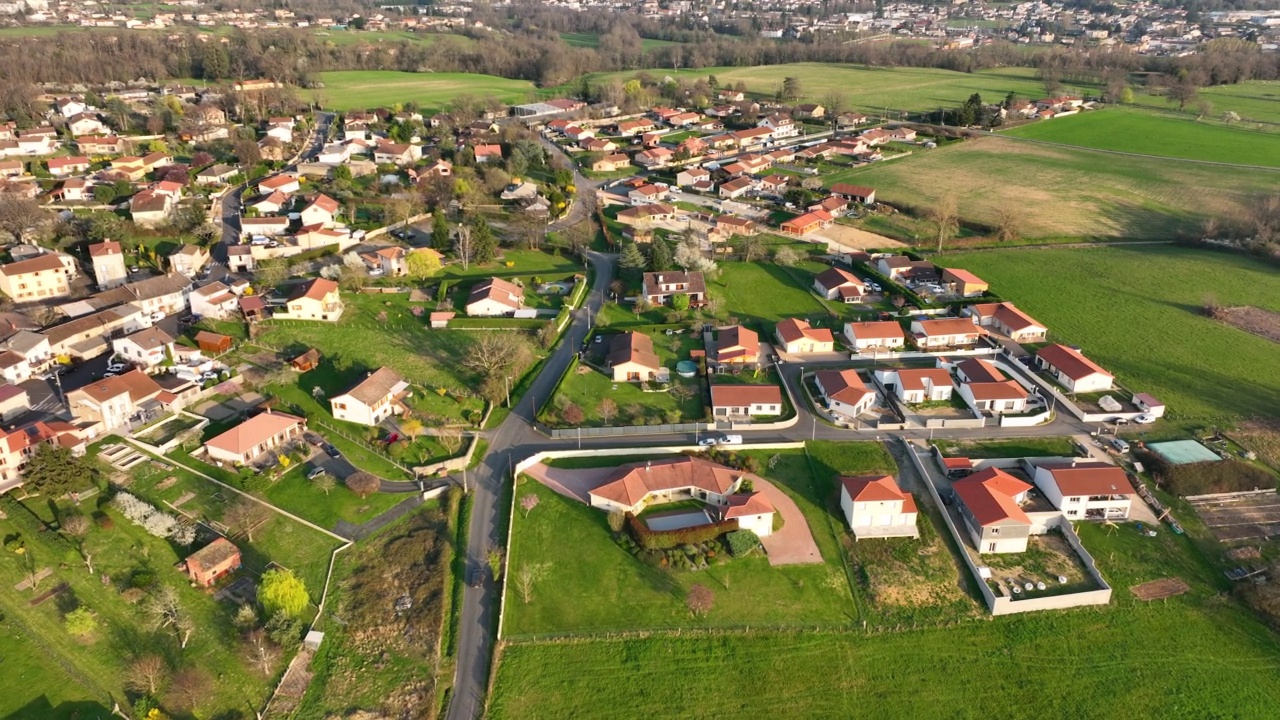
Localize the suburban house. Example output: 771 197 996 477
813 267 866 303
960 379 1028 414
0 420 88 490
628 184 668 206
1035 344 1114 393
941 268 989 297
952 467 1034 553
616 203 676 228
111 327 176 370
257 174 300 196
829 183 877 204
473 144 503 163
607 331 662 382
954 358 1004 385
88 241 128 290
465 277 525 317
47 156 91 176
241 217 291 237
0 253 78 302
780 209 832 236
1133 393 1166 418
910 318 981 348
0 383 29 422
181 538 241 587
719 176 755 199
123 273 192 318
1032 462 1135 521
794 103 825 119
299 194 340 227
844 321 907 352
877 256 936 282
839 475 919 539
964 302 1047 343
128 189 175 228
587 456 765 520
195 164 238 185
204 410 306 466
891 368 954 404
710 384 783 419
759 113 799 138
277 278 344 322
0 331 51 381
676 167 711 187
373 143 422 166
592 154 631 173
330 367 410 426
641 271 705 306
76 135 126 155
714 325 759 366
65 370 164 437
775 318 835 355
169 244 210 277
190 282 239 320
814 369 876 419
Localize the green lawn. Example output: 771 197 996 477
561 32 677 50
943 246 1280 423
314 30 473 47
710 261 829 326
933 437 1077 458
492 518 1280 718
1004 107 1280 167
545 362 705 427
311 71 537 111
1129 80 1280 126
825 135 1274 240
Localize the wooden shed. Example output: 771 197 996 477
290 348 320 372
194 331 233 354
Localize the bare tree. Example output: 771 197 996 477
930 194 960 252
346 471 380 499
992 206 1024 243
126 655 169 695
437 426 464 456
166 667 213 712
463 333 533 381
774 246 801 266
314 473 336 495
223 496 270 542
598 397 618 425
144 585 194 648
519 493 539 518
686 583 715 617
453 223 474 270
0 194 49 243
514 562 549 604
383 194 418 232
243 629 281 677
61 514 90 538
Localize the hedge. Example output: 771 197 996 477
625 511 738 551
724 529 761 557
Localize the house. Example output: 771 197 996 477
615 203 676 227
760 174 788 195
88 241 128 290
0 253 78 302
1035 344 1113 393
465 277 524 317
954 358 1004 385
204 410 306 466
910 318 981 348
794 103 825 119
634 147 674 169
829 183 877 205
249 190 288 215
714 325 758 366
714 215 756 238
0 383 29 422
940 268 989 297
0 162 20 181
111 326 176 370
780 210 831 236
860 128 893 146
473 144 503 163
877 256 936 282
47 156 91 177
775 318 835 355
814 369 876 419
582 138 617 154
840 475 919 539
813 267 866 303
607 331 661 382
836 112 869 128
238 295 266 322
587 456 756 515
240 217 291 237
758 113 799 139
65 369 164 437
0 420 88 490
964 302 1047 343
711 384 783 420
668 112 700 128
189 282 238 320
960 379 1028 414
194 330 233 354
719 176 755 199
257 174 299 197
730 126 773 149
299 194 340 227
888 128 917 142
676 167 711 188
181 538 241 587
278 278 344 322
641 271 705 306
140 152 172 172
808 196 850 218
615 119 655 136
169 245 210 277
67 113 108 136
892 368 954 404
330 367 410 426
128 190 174 228
195 164 237 185
953 467 1033 553
718 492 777 537
1033 462 1134 521
844 321 906 352
1133 393 1165 418
1 331 51 380
592 153 631 173
51 178 89 202
373 143 422 166
123 273 192 317
628 184 668 206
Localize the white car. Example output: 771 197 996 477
1133 414 1157 425
106 363 126 373
201 371 220 381
150 311 166 322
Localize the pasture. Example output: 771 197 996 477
1130 80 1280 126
823 136 1274 239
311 71 537 111
560 31 678 50
1004 107 1280 167
943 246 1280 422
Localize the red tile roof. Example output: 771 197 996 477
776 318 833 346
710 384 782 408
1036 344 1112 381
590 456 750 507
841 474 909 503
814 369 872 407
953 467 1032 526
1041 463 1134 497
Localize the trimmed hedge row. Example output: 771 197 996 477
625 511 738 551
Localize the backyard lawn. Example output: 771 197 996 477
544 362 705 427
709 261 829 326
933 436 1077 459
944 245 1280 423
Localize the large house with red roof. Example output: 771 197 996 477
839 475 918 539
1032 462 1135 521
1035 344 1113 393
774 318 834 355
952 467 1035 553
814 369 876 419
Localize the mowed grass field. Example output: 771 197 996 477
943 246 1280 422
825 136 1273 239
312 70 537 111
1005 107 1280 167
1130 80 1280 126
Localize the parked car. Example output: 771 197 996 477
303 431 324 446
307 467 326 480
469 568 485 588
1133 414 1157 425
698 436 720 447
200 371 220 381
323 443 342 458
1109 438 1130 453
150 311 166 322
106 362 126 373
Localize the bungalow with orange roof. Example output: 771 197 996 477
276 278 344 322
775 318 834 355
843 321 906 352
204 410 306 466
1032 462 1134 521
829 183 877 204
953 467 1034 553
473 144 503 163
714 325 759 366
780 209 832 236
586 457 773 534
299 193 340 227
465 277 524 317
257 173 299 196
964 302 1047 343
814 369 876 419
592 153 631 173
1035 344 1113 393
813 267 865 303
941 268 989 297
710 384 783 419
910 317 981 348
719 176 755 199
47 156 91 177
606 331 662 382
840 475 919 539
889 368 954 404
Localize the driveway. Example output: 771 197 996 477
522 462 615 503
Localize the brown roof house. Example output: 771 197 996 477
66 369 164 438
964 302 1047 344
587 457 773 537
641 271 705 306
330 367 410 427
465 277 525 317
1032 462 1134 521
88 241 128 290
607 331 662 383
714 325 758 366
813 267 866 303
181 537 241 587
1035 344 1113 394
814 369 876 420
775 318 835 355
953 468 1034 554
839 475 919 539
204 410 306 466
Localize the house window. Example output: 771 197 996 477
988 543 998 552
990 527 1000 535
1067 510 1079 517
1068 496 1081 503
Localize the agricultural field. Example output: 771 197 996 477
560 31 678 50
943 246 1280 422
1129 80 1280 127
1004 107 1280 167
311 29 472 46
824 136 1273 240
311 71 537 111
491 518 1280 719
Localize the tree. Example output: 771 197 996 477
993 206 1024 243
673 236 705 271
686 583 715 616
607 510 626 533
254 259 289 290
232 138 261 167
346 471 380 499
453 223 474 270
822 91 847 127
243 629 281 677
165 668 212 712
618 242 646 273
649 236 673 271
224 496 271 542
471 216 498 265
144 586 194 648
520 493 539 518
431 211 450 248
781 76 803 102
437 426 465 456
774 246 801 266
562 403 584 426
598 397 618 425
258 568 309 620
64 607 97 637
126 655 169 695
23 444 97 498
671 293 691 312
60 513 90 538
514 562 549 604
537 320 558 349
406 250 442 280
930 194 960 252
1166 71 1200 111
0 194 48 243
464 332 532 383
313 473 336 495
739 234 764 262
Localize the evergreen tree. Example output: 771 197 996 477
649 237 673 271
471 216 498 265
619 242 646 273
431 211 449 249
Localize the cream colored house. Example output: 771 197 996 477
843 321 906 352
88 241 128 290
169 244 210 277
839 475 919 539
276 278 344 322
0 253 78 302
330 367 410 427
1033 462 1134 521
607 332 661 382
774 318 834 354
204 411 306 466
111 327 175 370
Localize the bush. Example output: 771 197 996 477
725 529 761 557
1153 458 1276 496
625 513 738 551
95 514 114 530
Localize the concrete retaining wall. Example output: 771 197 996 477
1000 410 1052 427
514 441 807 478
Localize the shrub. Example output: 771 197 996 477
725 529 761 557
625 513 738 551
95 514 114 530
1156 458 1276 496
